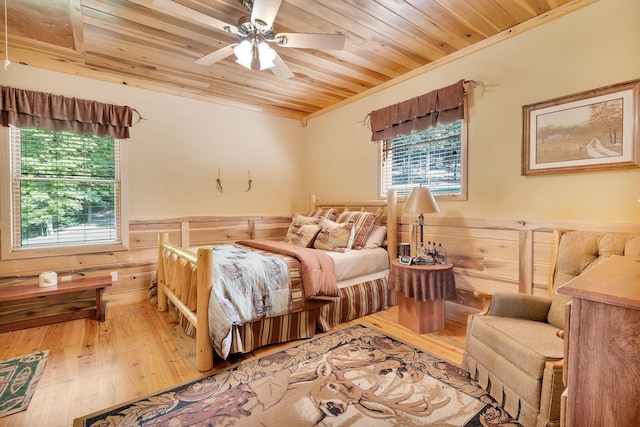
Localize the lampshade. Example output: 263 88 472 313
258 42 276 70
234 40 253 70
403 186 440 214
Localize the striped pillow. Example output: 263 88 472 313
336 211 378 250
307 208 338 221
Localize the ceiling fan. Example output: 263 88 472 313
153 0 346 79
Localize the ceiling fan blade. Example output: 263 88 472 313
194 44 235 66
270 52 294 80
251 0 282 29
153 0 237 33
276 33 345 50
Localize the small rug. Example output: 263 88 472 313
75 325 520 426
0 350 49 418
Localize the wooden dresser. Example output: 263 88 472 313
557 255 640 427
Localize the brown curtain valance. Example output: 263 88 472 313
0 85 135 138
369 79 465 141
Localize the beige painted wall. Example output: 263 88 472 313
303 0 640 223
1 64 305 217
2 0 639 223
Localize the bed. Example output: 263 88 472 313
156 191 398 371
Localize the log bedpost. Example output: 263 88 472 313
387 189 398 260
157 233 169 312
196 247 214 371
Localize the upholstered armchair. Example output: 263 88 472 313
463 230 640 427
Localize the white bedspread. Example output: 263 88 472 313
324 247 389 282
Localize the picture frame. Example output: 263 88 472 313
522 79 640 176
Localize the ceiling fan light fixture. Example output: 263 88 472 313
259 59 274 70
233 40 252 59
158 0 344 78
258 42 276 70
235 55 253 70
233 39 253 69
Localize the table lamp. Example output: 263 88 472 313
403 185 440 264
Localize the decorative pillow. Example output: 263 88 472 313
307 208 338 221
284 213 320 243
313 218 353 252
363 225 387 249
284 224 321 248
336 211 378 250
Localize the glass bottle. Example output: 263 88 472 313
437 243 447 264
425 241 432 257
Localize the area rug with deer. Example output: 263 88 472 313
75 324 519 426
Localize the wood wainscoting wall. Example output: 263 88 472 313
403 217 640 324
0 216 292 308
1 214 638 327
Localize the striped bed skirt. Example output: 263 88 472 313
209 278 389 354
164 276 389 356
227 308 318 355
313 278 389 332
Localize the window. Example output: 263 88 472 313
1 126 128 259
380 120 467 200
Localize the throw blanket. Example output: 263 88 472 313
208 245 290 359
237 240 338 298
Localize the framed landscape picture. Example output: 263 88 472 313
522 79 640 175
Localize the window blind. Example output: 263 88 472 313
10 126 122 249
380 120 462 198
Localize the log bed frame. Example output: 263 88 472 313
157 191 397 371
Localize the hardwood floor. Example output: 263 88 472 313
0 301 466 427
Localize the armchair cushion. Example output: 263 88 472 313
468 316 563 380
487 293 551 321
465 315 564 426
547 294 571 329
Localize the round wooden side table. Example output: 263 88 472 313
388 259 456 334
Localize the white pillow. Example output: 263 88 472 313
363 225 386 249
336 211 378 250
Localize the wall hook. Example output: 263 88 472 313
216 167 223 193
245 169 253 192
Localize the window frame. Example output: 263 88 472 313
379 118 468 202
1 126 129 260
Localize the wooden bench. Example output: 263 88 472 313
0 276 112 333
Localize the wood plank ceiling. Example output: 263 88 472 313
2 0 590 122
